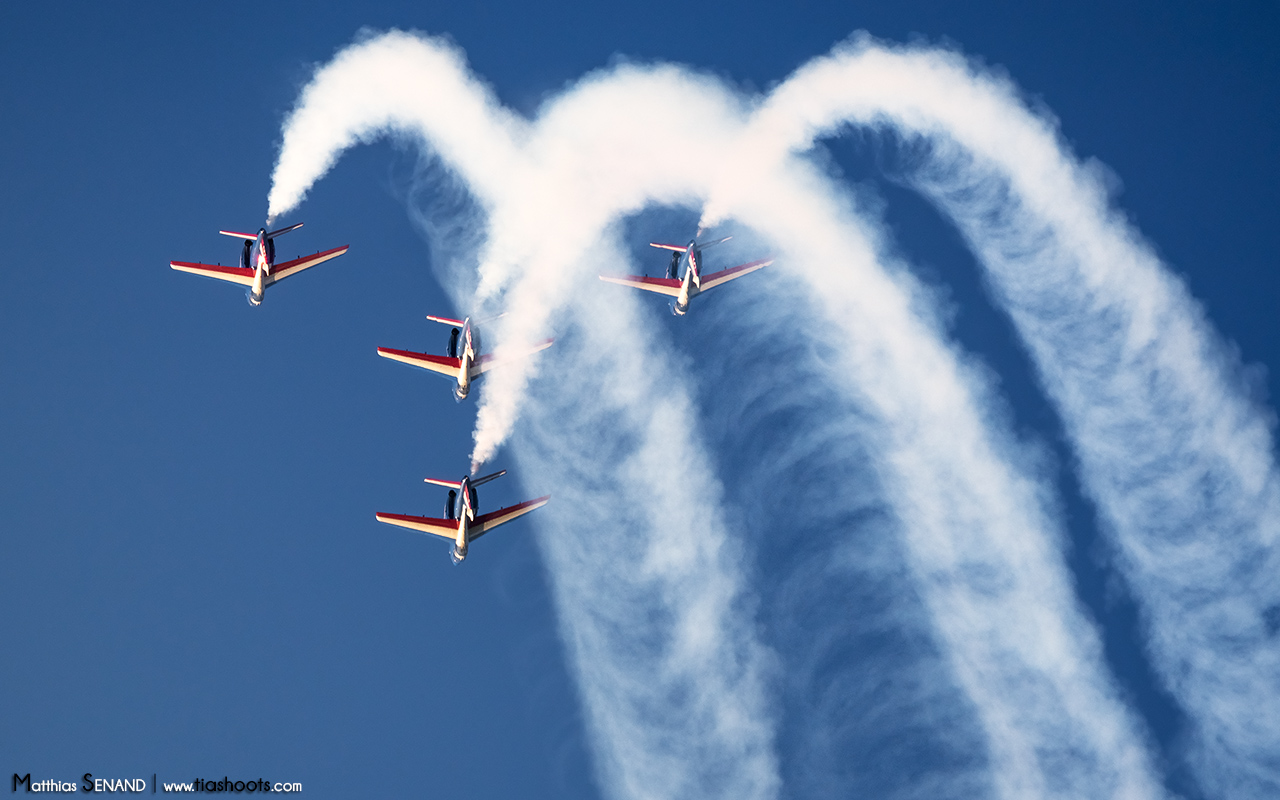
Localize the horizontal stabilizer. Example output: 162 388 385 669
426 314 467 327
648 242 688 253
699 236 733 248
471 470 506 487
424 477 464 489
218 230 258 241
265 222 303 239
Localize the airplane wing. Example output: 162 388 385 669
469 338 554 378
374 512 459 540
469 496 550 541
267 245 350 284
698 258 773 291
170 261 257 286
598 274 684 297
376 347 462 379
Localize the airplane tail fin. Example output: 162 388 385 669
424 477 464 489
265 222 304 239
471 470 507 487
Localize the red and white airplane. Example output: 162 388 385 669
376 315 553 401
599 235 772 315
376 470 549 563
170 222 349 306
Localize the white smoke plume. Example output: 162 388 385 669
735 36 1280 797
268 30 524 222
260 28 1280 799
509 271 781 799
270 33 783 799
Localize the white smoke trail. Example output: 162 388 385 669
711 158 1161 799
268 30 1167 798
483 59 1161 797
741 35 1280 797
510 263 780 799
268 30 524 221
686 269 999 799
268 34 782 799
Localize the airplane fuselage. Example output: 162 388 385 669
240 228 275 306
450 475 479 562
672 240 702 316
453 319 478 400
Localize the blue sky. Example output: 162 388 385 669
2 3 1277 799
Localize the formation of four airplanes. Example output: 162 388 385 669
171 223 774 563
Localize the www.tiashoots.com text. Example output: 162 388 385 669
12 774 302 793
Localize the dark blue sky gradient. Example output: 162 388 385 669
1 3 1275 798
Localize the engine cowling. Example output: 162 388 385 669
444 490 457 520
447 328 460 358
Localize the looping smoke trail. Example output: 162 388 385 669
510 267 781 799
746 34 1280 797
270 29 1171 799
686 241 999 800
473 58 1161 793
711 159 1161 800
269 33 782 800
268 29 526 221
